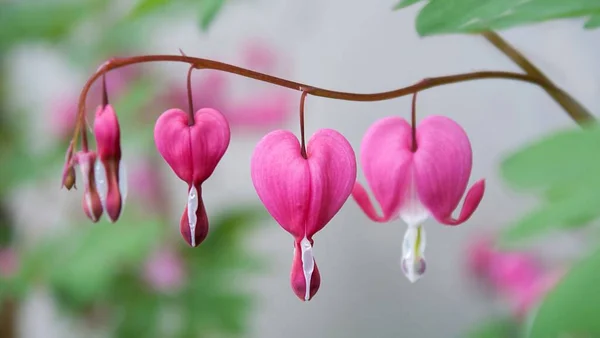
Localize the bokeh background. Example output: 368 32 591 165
1 1 599 337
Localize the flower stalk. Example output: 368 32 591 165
70 54 594 150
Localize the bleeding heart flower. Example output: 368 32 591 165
93 104 127 222
251 129 357 301
154 108 230 247
72 151 104 222
352 115 485 282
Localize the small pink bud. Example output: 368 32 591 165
154 108 230 247
73 151 103 222
93 104 126 222
251 129 356 300
61 142 77 190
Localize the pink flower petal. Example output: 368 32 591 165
352 117 413 222
413 116 485 225
93 104 121 160
305 129 357 236
154 108 230 185
251 129 356 239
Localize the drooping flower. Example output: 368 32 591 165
251 129 357 301
352 115 485 282
93 104 127 223
154 108 230 247
72 151 104 222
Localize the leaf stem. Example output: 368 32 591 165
482 31 595 126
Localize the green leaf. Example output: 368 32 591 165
500 125 600 243
0 0 108 52
49 218 162 308
526 246 600 337
199 0 226 31
393 0 424 10
502 126 600 190
128 0 173 19
464 317 519 338
585 14 600 28
409 0 600 36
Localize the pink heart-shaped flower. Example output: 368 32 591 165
251 128 356 300
154 108 230 247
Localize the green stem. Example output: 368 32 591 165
482 31 595 126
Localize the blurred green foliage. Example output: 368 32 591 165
525 246 600 337
394 0 600 36
499 124 600 243
0 0 260 337
129 0 227 31
464 317 519 338
1 206 267 337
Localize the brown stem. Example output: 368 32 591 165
299 90 309 159
101 74 108 108
186 65 195 126
482 31 595 126
70 54 588 149
411 92 418 152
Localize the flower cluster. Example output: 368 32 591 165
62 103 126 223
63 61 486 302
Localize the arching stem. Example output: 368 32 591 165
70 54 595 149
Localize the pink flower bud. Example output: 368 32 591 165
93 104 126 222
251 129 356 300
61 141 76 190
73 151 103 222
154 108 230 247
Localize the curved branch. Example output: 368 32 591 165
71 54 592 148
482 31 595 125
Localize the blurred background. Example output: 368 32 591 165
1 0 600 337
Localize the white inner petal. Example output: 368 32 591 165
300 237 315 301
94 160 108 214
84 192 96 222
401 225 427 283
399 178 429 227
187 186 199 247
118 161 128 211
79 160 91 188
